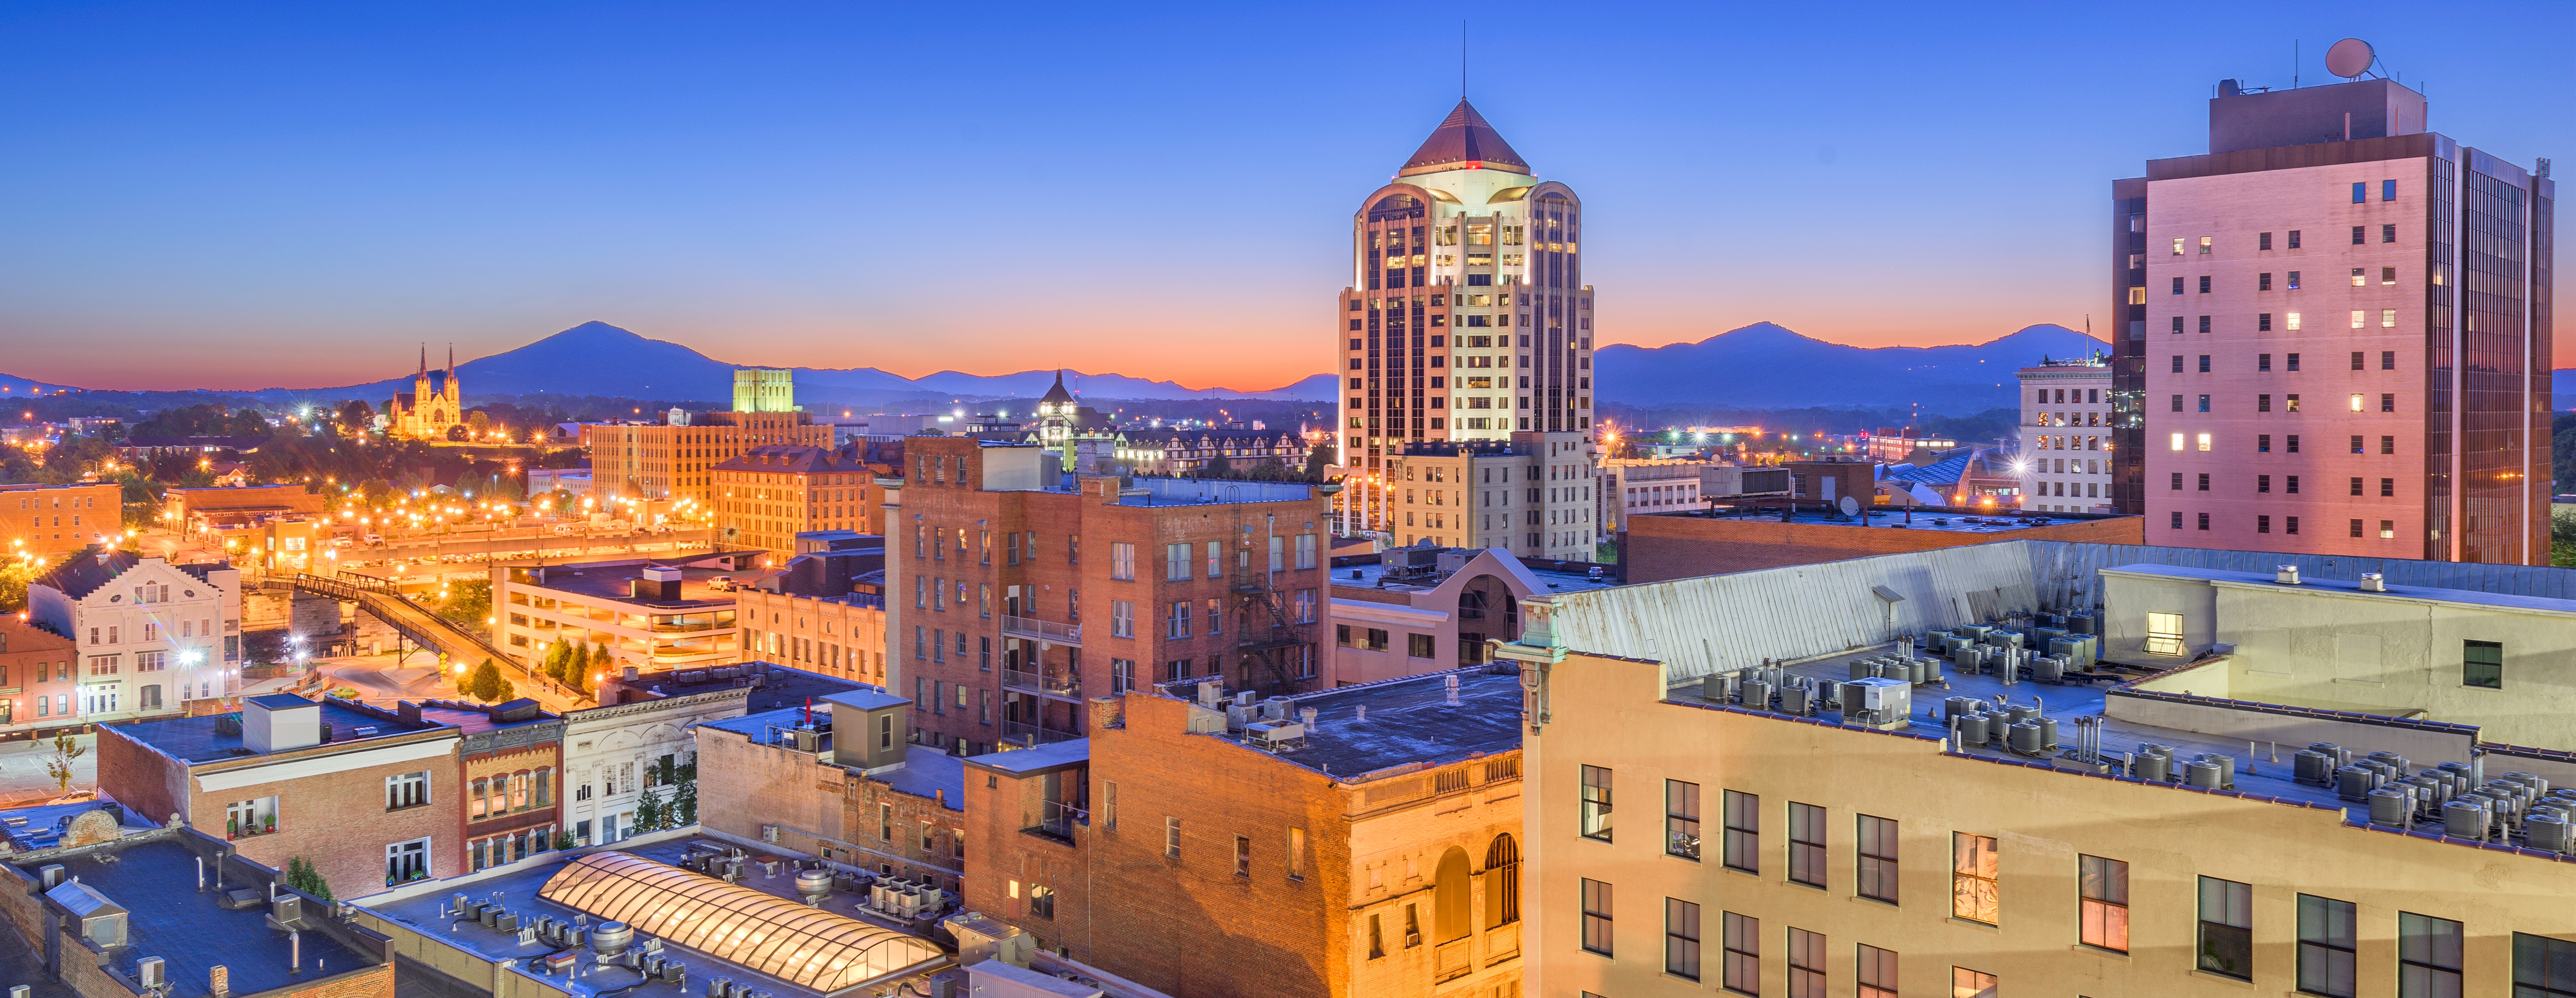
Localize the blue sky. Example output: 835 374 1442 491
0 1 2567 390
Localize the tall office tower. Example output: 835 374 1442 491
2113 69 2551 563
1336 101 1598 537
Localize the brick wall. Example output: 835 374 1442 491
691 722 964 889
1625 511 2146 583
190 748 462 902
95 724 191 828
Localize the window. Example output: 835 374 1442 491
1666 899 1702 981
2261 231 2274 250
1581 879 1614 955
1666 780 1701 860
2199 276 2212 294
2199 876 2254 979
1787 927 1825 998
2199 235 2212 253
1164 542 1190 580
1029 885 1055 919
2260 394 2273 412
2383 308 2398 327
2382 435 2395 455
2198 354 2211 372
2464 640 2503 689
2198 394 2210 412
1721 790 1759 874
1858 945 1899 998
1165 816 1181 858
2399 913 2462 998
385 837 429 885
2298 894 2358 997
2080 855 2129 952
2171 394 2183 412
2260 436 2272 453
2383 265 2398 284
1408 633 1435 658
1953 967 1997 998
2351 224 2367 244
1165 600 1190 638
1721 911 1759 995
2288 352 2302 370
2522 933 2576 997
2145 611 2185 656
1857 815 1898 903
2289 230 2302 248
470 779 489 818
386 771 429 810
2383 350 2396 369
1950 833 1998 924
1109 542 1135 580
1234 835 1251 877
2352 181 2368 203
2352 267 2368 287
2385 180 2398 201
2198 433 2212 452
1788 802 1826 888
1368 914 1385 959
1487 834 1523 926
1111 600 1134 638
2288 311 2302 330
1582 766 1614 841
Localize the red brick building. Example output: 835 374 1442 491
96 693 462 899
963 669 1526 998
0 613 80 738
1620 506 2144 583
401 698 565 872
691 687 967 892
886 435 1333 755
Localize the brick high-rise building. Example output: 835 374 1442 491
884 434 1332 756
2111 70 2551 562
1338 100 1599 537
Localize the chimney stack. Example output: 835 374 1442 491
1445 675 1461 706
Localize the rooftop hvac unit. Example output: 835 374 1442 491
2443 800 2490 840
2531 812 2573 853
1740 679 1773 710
1247 720 1305 745
2369 789 2414 827
761 825 780 843
137 957 165 990
1845 678 1910 730
2358 573 2388 592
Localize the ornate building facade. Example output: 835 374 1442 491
385 345 465 440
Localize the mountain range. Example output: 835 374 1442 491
244 322 1341 407
1594 322 2111 413
11 319 2576 412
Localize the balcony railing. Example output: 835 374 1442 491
1002 667 1081 701
1001 615 1082 647
1434 938 1473 982
1022 799 1087 844
1002 717 1080 747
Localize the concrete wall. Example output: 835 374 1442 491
2102 570 2576 746
1525 649 2576 998
2106 676 2479 770
1624 511 2142 585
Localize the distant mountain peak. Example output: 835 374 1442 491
1596 321 2106 412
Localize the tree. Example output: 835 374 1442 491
335 400 376 434
284 855 334 902
590 641 612 684
466 657 512 703
0 561 33 614
1203 453 1233 478
632 787 666 833
436 579 492 637
672 776 698 827
42 731 85 797
1302 443 1335 481
465 410 493 438
543 641 569 682
568 642 590 686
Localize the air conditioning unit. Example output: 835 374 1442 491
137 956 166 990
761 825 780 844
1246 720 1304 745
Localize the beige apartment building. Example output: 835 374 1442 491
2017 356 2113 513
1600 458 1712 535
709 444 880 555
584 410 830 504
1382 432 1596 561
1507 539 2576 998
491 549 759 675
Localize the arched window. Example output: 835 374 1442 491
1435 846 1473 942
1485 833 1522 927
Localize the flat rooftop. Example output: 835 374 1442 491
514 553 768 610
1694 646 2367 821
2106 562 2576 616
14 837 367 997
1330 557 1616 595
965 738 1090 777
628 662 867 713
1650 506 2116 534
0 797 157 851
1112 478 1318 506
701 708 964 810
1224 668 1523 778
357 837 942 998
115 699 449 764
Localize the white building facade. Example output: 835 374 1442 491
2015 359 2114 513
558 685 747 846
28 549 242 722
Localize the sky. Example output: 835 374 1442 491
2 2 2572 392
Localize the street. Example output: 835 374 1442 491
0 735 97 809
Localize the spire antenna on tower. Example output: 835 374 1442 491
1460 20 1468 100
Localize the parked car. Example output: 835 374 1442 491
705 575 734 592
331 537 354 549
551 523 580 536
362 534 385 546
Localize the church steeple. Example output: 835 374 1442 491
418 344 427 375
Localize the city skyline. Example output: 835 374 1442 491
2 4 2570 392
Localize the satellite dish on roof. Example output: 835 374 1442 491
1838 496 1861 517
2325 38 2376 79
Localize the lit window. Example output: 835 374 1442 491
2350 394 2365 412
2081 855 2130 952
1951 834 1999 925
2351 268 2367 287
2351 310 2366 329
2145 612 2185 656
1955 967 1998 998
2287 312 2302 330
2171 237 2184 255
2197 433 2212 452
2199 235 2212 253
2382 309 2398 328
2170 433 2185 451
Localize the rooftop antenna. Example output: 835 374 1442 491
1460 20 1468 100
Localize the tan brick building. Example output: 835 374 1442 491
692 687 967 892
403 698 565 872
963 669 1526 998
886 434 1333 756
0 612 80 736
710 444 881 554
1 483 122 560
584 410 830 503
736 584 890 685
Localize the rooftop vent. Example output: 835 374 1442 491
2274 565 2303 585
2358 573 2387 592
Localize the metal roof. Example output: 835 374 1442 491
1398 100 1531 178
538 852 942 992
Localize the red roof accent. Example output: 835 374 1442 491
1398 100 1531 178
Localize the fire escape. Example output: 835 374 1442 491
999 589 1084 747
1231 509 1316 696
